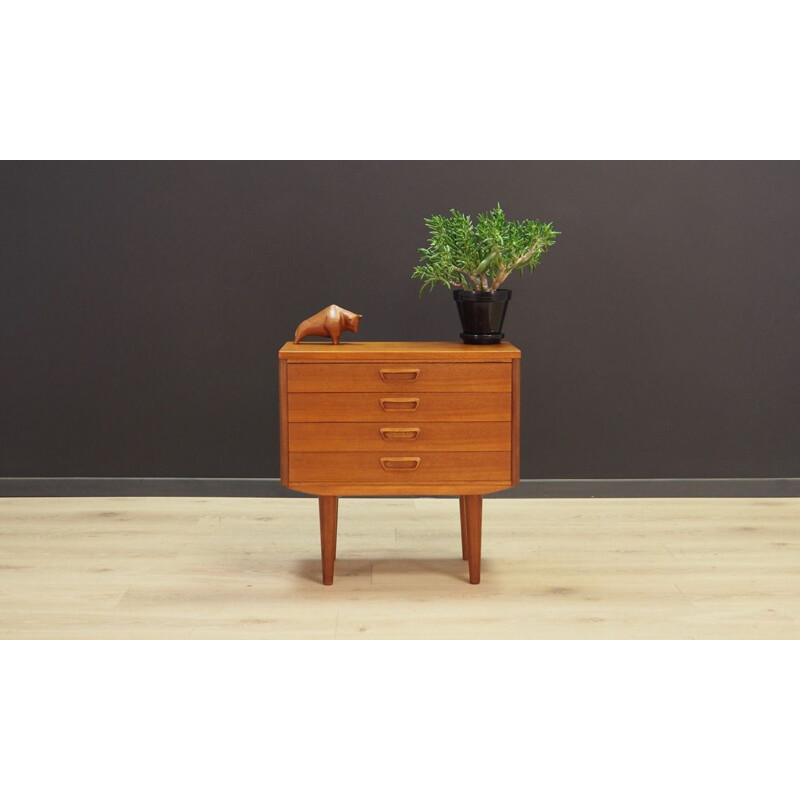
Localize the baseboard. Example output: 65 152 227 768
1 477 799 498
0 478 301 498
499 478 800 498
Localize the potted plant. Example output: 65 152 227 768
412 203 560 343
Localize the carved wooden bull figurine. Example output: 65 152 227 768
293 304 363 345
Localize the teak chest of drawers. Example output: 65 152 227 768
278 341 521 584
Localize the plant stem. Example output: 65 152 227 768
490 269 509 291
455 269 479 291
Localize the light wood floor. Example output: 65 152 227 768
0 496 798 639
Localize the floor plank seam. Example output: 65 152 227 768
112 584 133 611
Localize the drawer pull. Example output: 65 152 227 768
379 368 420 382
379 427 421 441
380 457 421 471
379 397 420 411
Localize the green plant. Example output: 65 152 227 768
412 203 560 293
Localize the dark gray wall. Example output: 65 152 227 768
1 161 798 480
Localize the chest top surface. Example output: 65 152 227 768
279 341 521 362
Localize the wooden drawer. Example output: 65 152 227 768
287 392 511 422
288 422 511 452
289 451 511 484
287 362 511 393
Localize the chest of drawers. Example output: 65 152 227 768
278 341 521 584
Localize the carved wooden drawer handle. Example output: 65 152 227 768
379 368 420 382
379 427 421 441
380 457 421 471
379 397 420 411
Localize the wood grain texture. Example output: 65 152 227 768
459 495 469 561
319 496 338 585
279 341 521 361
279 359 289 484
287 363 512 393
464 494 483 584
284 481 514 496
288 422 512 452
287 392 512 422
289 451 511 484
294 305 362 346
511 358 520 485
2 496 798 639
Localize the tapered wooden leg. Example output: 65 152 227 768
459 495 469 560
464 494 482 584
318 496 338 585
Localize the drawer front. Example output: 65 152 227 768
287 392 511 422
287 362 511 393
289 451 511 484
288 422 511 452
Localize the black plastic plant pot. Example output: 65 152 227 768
453 289 511 344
